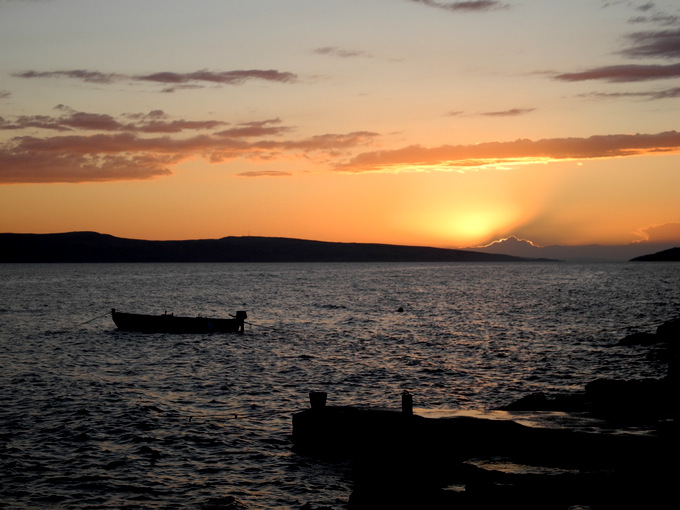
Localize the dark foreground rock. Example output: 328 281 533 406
292 403 677 509
292 317 680 509
618 316 680 346
504 316 679 416
500 375 678 419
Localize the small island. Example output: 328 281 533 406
0 232 555 263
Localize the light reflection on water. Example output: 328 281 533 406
465 458 581 476
1 262 678 508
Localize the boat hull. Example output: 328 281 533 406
111 309 246 334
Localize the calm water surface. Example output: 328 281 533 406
1 262 678 508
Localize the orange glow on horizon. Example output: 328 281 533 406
2 154 679 249
1 2 680 248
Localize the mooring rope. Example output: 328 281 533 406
187 413 241 422
77 311 111 326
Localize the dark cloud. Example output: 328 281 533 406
1 115 70 131
13 70 125 84
337 131 680 172
622 28 680 59
407 0 508 12
0 107 229 133
555 63 680 82
133 69 298 85
60 112 123 131
13 68 298 91
557 4 680 90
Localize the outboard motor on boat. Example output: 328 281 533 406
235 311 247 333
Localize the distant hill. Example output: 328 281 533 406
0 232 553 263
468 236 680 262
631 247 680 261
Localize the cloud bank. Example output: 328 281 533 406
3 103 678 182
0 108 377 184
337 131 680 172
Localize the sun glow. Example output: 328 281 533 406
413 204 526 248
449 213 501 244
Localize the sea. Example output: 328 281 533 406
1 261 679 509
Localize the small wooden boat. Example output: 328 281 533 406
111 309 247 334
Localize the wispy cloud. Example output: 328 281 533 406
336 131 680 172
445 108 535 117
13 68 298 92
236 170 292 178
628 3 680 27
313 47 370 58
406 0 508 12
554 63 680 82
646 86 680 98
582 86 680 100
481 108 535 117
0 108 377 184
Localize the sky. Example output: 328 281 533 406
1 0 679 249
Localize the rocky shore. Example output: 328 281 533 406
500 316 679 417
291 316 680 510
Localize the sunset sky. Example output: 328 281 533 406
1 0 679 249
